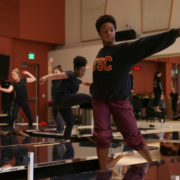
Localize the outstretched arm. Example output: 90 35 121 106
0 85 14 93
22 71 36 83
127 29 180 65
48 57 53 74
40 72 68 85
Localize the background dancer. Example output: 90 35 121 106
90 14 180 171
48 57 64 133
170 87 180 120
153 71 163 112
0 68 36 129
40 56 92 142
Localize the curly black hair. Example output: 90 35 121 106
95 14 117 32
73 56 87 69
53 65 63 72
154 71 161 78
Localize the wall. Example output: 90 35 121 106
65 0 81 45
132 61 158 95
64 0 180 46
19 0 65 44
0 0 65 44
0 0 19 38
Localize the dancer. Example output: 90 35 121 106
153 71 163 112
170 87 180 120
48 57 64 133
90 14 180 171
40 56 92 142
0 68 36 129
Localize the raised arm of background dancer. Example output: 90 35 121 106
40 72 68 85
48 57 53 74
0 85 14 93
127 29 180 65
22 70 36 83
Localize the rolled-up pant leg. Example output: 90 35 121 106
111 99 145 151
92 98 113 149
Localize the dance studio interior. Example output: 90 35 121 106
0 0 180 179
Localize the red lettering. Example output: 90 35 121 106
93 56 112 71
96 57 104 71
104 56 112 71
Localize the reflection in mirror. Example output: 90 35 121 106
160 140 180 156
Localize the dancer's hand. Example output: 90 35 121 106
48 57 54 63
40 75 48 85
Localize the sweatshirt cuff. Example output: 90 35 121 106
174 28 180 38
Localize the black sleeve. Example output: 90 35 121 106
130 74 134 89
127 29 180 65
65 71 74 79
78 79 82 84
153 78 157 89
23 78 27 83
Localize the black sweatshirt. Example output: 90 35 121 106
57 71 82 95
12 78 28 102
90 29 180 101
153 77 163 92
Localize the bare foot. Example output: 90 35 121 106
108 152 134 169
112 168 123 179
108 155 123 169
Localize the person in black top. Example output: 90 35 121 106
48 57 64 133
1 80 14 116
40 56 92 142
153 71 163 112
170 87 179 119
0 68 36 129
90 14 180 171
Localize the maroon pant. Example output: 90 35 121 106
92 98 145 150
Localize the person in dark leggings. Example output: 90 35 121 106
0 68 36 129
40 56 92 142
170 87 179 120
153 71 163 112
48 57 64 133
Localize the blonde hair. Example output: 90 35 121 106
12 68 21 78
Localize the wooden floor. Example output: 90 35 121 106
0 119 180 179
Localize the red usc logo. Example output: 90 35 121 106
93 56 112 71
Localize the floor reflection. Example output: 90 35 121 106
0 135 32 168
53 143 74 161
0 125 180 179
